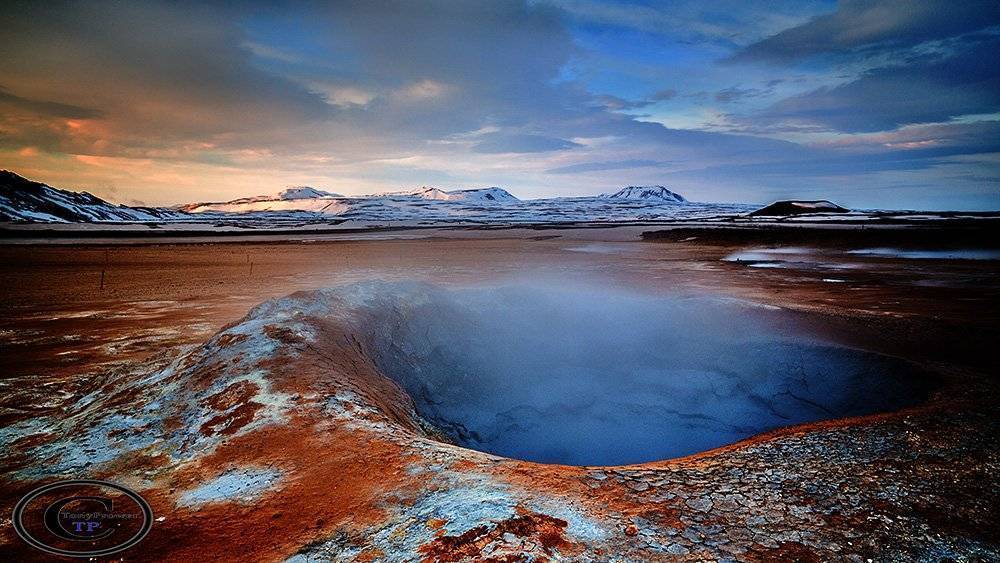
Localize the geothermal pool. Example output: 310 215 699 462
351 283 934 466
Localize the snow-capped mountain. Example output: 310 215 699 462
181 185 345 212
603 186 686 203
0 170 187 223
435 187 518 202
1 171 758 226
183 198 349 215
279 186 343 199
183 185 518 214
373 186 518 202
182 185 352 214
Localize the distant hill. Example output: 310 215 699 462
278 187 343 199
749 200 849 216
602 186 686 203
0 170 187 222
183 185 519 214
373 186 519 203
436 187 519 203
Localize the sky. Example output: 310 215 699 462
1 0 998 210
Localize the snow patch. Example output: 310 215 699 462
178 467 283 506
846 248 1000 260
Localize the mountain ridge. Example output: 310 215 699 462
0 170 752 225
369 186 519 202
0 170 187 223
279 187 343 200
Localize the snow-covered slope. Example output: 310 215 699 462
181 185 347 213
279 186 343 199
373 186 518 202
0 170 188 223
183 197 349 215
603 186 686 203
376 187 452 201
440 187 518 202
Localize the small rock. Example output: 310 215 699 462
666 543 690 555
628 480 650 492
681 528 703 543
686 497 713 512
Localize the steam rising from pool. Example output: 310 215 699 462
358 283 932 466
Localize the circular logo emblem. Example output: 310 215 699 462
12 480 153 557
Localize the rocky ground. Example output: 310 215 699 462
0 226 997 561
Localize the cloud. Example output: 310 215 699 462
0 0 996 209
0 2 803 169
546 159 665 174
650 89 678 101
594 89 678 111
727 0 1000 64
393 79 452 103
650 117 1000 205
0 1 335 157
549 0 821 46
756 35 1000 132
652 146 1000 210
472 133 581 154
593 95 653 111
304 82 377 108
0 86 104 119
812 120 1000 154
714 87 769 103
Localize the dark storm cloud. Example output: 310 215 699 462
727 0 1000 64
758 35 1000 132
